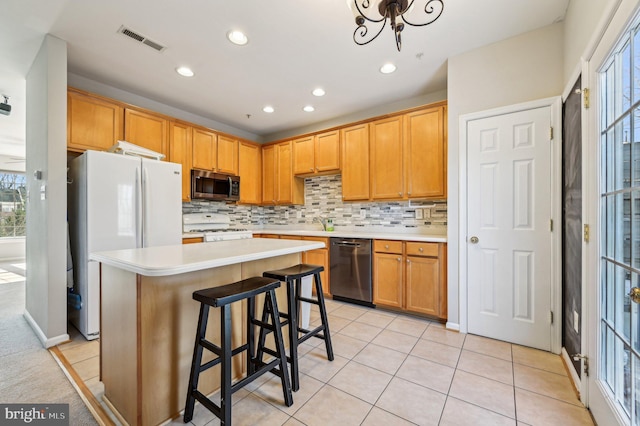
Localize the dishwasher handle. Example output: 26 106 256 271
332 241 362 247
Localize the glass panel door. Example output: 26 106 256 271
599 20 640 425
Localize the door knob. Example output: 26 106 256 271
470 236 479 244
630 287 640 304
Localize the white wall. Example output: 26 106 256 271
564 0 614 82
446 23 565 327
25 34 69 347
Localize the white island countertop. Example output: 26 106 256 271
90 238 324 277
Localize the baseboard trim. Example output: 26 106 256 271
446 322 460 331
23 310 69 348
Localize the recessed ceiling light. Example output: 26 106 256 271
176 66 194 77
303 105 315 112
312 88 325 97
227 30 248 46
380 63 397 74
263 106 275 113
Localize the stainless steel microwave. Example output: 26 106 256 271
191 169 240 201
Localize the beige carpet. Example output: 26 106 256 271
0 278 98 425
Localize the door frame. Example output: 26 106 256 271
458 97 563 354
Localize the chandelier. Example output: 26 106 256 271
351 0 444 51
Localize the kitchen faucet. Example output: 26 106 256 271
314 217 327 231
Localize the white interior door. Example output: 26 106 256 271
466 106 554 351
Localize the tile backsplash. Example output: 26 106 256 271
183 175 447 231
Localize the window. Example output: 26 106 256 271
0 173 26 237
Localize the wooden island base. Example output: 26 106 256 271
100 253 300 426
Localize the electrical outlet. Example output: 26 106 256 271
573 311 580 334
360 209 366 219
296 210 302 219
424 208 431 218
284 211 289 219
415 209 423 219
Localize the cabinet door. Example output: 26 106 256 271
124 108 168 156
293 136 315 175
370 116 404 200
405 106 446 198
315 130 341 173
276 141 293 204
217 135 238 175
169 122 192 202
238 141 262 204
303 248 330 296
262 145 276 205
192 127 217 170
373 252 403 308
68 90 124 151
341 124 370 201
406 255 440 316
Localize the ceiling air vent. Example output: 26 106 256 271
117 25 166 52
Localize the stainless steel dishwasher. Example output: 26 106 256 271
329 238 373 306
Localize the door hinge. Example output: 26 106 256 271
583 88 590 109
550 127 554 140
584 224 590 242
550 311 554 324
550 219 553 232
572 354 589 376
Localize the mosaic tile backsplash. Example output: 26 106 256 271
182 175 447 232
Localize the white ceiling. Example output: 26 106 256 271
0 0 570 156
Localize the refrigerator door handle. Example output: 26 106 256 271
142 167 150 248
135 166 143 248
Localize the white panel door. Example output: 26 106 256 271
141 158 182 247
467 106 553 351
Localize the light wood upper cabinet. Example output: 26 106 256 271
262 144 276 205
67 89 124 151
262 142 304 205
404 106 446 199
169 121 192 202
293 131 341 176
217 135 239 175
293 136 315 175
192 127 217 170
124 108 168 157
340 124 370 201
315 130 341 173
238 141 262 205
370 116 404 200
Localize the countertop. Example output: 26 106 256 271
183 229 447 243
90 239 324 277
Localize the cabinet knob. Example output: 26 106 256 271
315 168 319 172
310 168 314 172
419 247 423 252
408 192 411 195
397 257 401 262
406 259 410 264
398 192 402 196
385 244 389 249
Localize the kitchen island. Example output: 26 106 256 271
91 238 324 426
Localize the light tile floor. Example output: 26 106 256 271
57 298 595 426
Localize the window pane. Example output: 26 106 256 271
615 116 632 190
621 342 632 416
0 173 26 238
606 325 616 391
618 269 633 342
634 28 640 103
606 62 616 128
616 192 631 263
633 282 639 352
634 192 640 270
635 354 640 425
622 41 632 113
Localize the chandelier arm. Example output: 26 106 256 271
353 0 387 24
353 18 388 46
400 0 444 27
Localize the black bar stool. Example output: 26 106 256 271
184 277 293 425
261 264 334 392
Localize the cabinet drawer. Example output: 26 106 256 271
406 242 439 257
374 240 403 254
182 237 203 244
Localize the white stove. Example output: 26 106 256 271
183 213 252 242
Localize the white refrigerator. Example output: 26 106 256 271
68 150 183 340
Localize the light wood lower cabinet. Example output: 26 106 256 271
374 240 447 320
182 237 203 244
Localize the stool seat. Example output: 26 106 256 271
263 264 324 281
193 277 280 307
